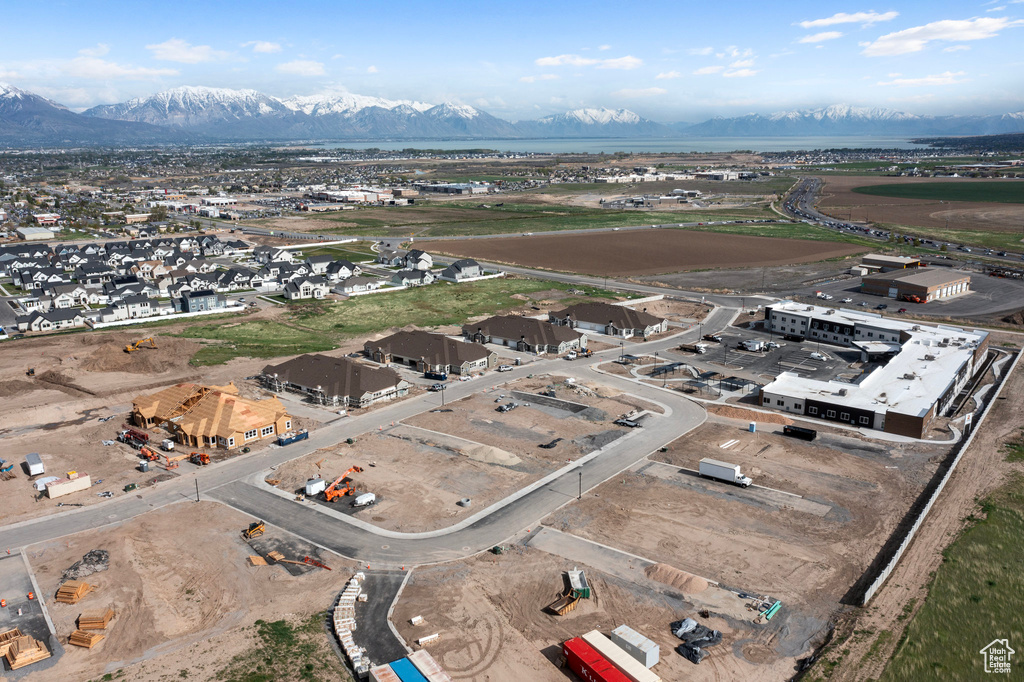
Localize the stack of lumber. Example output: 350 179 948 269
4 635 51 669
333 572 369 677
55 580 93 604
78 608 115 630
0 628 23 657
266 551 285 563
69 630 105 648
248 555 268 566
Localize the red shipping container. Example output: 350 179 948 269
563 637 631 682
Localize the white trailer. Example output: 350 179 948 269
352 492 376 507
699 458 752 487
305 477 327 496
25 452 44 476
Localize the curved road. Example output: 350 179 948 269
0 307 731 566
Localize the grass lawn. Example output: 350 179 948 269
871 223 1024 253
213 614 352 682
880 473 1024 681
686 220 880 246
176 319 336 366
297 243 377 261
288 278 620 335
303 199 776 238
853 181 1024 204
174 277 621 365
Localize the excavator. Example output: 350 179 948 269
242 520 265 540
125 337 157 353
189 452 211 466
324 466 364 502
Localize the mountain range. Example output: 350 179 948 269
2 83 1023 146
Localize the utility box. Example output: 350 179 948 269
611 625 660 669
25 453 44 476
46 472 92 499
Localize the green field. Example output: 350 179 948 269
175 278 620 365
213 614 352 682
880 473 1024 681
853 181 1024 204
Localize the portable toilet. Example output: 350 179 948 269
25 453 44 476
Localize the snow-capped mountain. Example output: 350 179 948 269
281 92 433 116
679 104 1024 137
0 82 187 146
519 107 674 137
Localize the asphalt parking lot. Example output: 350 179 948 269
0 553 61 678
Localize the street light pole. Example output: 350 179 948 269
578 470 582 500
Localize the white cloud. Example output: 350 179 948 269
598 44 611 51
536 54 597 66
862 17 1024 56
0 69 21 80
78 44 109 58
877 70 968 86
242 41 282 54
65 57 177 79
275 59 326 76
693 65 724 75
147 38 230 63
612 87 667 97
366 65 378 73
535 54 642 69
798 11 899 29
799 31 843 43
730 59 756 68
597 55 643 69
986 6 1007 11
687 47 714 55
656 70 682 79
943 44 972 52
519 74 559 83
723 68 759 78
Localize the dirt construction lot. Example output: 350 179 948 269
429 229 865 276
818 175 1024 233
23 501 349 682
271 374 655 533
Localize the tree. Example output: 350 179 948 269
940 243 948 252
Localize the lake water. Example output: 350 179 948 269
312 136 929 154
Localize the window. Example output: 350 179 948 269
285 420 292 430
808 406 818 415
840 412 850 421
777 399 785 406
261 425 275 437
244 429 257 440
794 404 802 410
826 410 836 418
227 437 235 447
868 332 874 338
860 416 870 425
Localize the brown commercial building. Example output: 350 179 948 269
861 268 971 303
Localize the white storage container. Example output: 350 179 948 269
612 624 660 669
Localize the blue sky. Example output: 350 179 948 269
2 0 1023 120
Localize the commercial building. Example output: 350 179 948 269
132 382 291 449
364 330 495 375
31 214 61 226
860 268 971 302
462 315 586 355
549 302 668 339
16 227 52 241
262 354 410 408
760 301 989 438
861 254 922 272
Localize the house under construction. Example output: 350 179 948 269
131 382 292 449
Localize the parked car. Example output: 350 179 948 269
898 308 908 313
858 302 869 307
876 304 888 310
614 418 642 428
496 365 513 372
840 298 853 303
428 383 445 392
703 334 722 343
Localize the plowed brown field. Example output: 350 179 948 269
430 229 864 276
819 175 1024 231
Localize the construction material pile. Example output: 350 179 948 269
0 628 23 656
671 618 722 665
332 572 370 678
60 549 110 583
4 635 51 670
55 580 93 604
78 608 115 630
68 630 105 648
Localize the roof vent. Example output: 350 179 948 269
924 354 937 361
903 372 917 380
838 388 848 396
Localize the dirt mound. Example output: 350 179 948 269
61 549 110 584
36 370 96 395
710 404 793 425
0 379 39 398
80 335 200 374
462 444 523 467
644 563 709 594
1001 310 1024 326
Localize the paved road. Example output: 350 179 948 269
0 313 726 563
